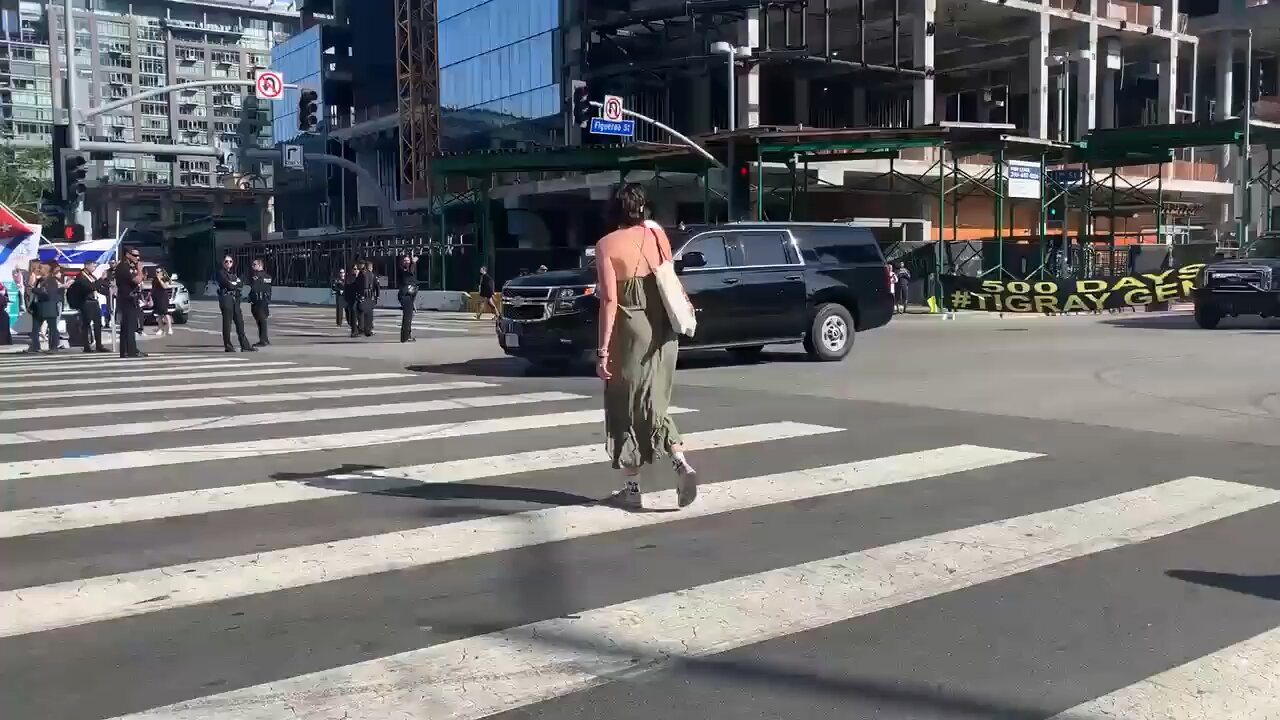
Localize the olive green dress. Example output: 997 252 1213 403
605 272 682 470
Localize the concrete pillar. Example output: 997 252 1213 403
1216 31 1235 184
911 0 936 127
1157 0 1180 124
1099 36 1120 129
737 9 761 128
794 77 810 126
852 86 868 126
692 71 713 133
1029 14 1050 139
1075 23 1098 139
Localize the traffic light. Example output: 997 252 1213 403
571 82 591 127
298 89 318 132
50 221 85 243
728 161 751 221
1046 194 1066 230
62 152 87 204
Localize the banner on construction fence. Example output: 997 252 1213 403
940 264 1205 313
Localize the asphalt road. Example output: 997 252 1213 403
3 305 1280 719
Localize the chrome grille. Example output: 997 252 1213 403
1207 266 1270 291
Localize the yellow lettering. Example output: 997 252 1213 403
1142 270 1175 284
1083 292 1112 310
1076 279 1108 293
981 280 1004 293
1123 288 1153 305
1007 281 1031 295
1033 281 1059 294
1177 264 1205 281
1154 282 1180 302
1061 294 1090 312
992 293 1004 311
1111 276 1148 290
1033 295 1060 314
971 293 991 310
1005 295 1032 312
1180 279 1196 297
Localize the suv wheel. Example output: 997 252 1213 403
1194 304 1222 329
173 311 189 325
806 303 854 361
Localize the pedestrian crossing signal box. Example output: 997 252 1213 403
51 222 86 243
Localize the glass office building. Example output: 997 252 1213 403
437 0 560 151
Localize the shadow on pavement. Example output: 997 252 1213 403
1167 569 1280 600
419 614 1109 720
1103 313 1280 331
405 349 809 379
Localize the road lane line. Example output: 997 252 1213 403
0 380 494 421
0 361 298 386
1050 624 1280 719
0 422 839 537
0 442 1025 637
0 355 247 371
1 372 410 401
104 476 1274 720
0 391 588 446
0 407 693 482
0 364 346 392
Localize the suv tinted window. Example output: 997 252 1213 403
733 231 793 267
678 234 730 268
804 227 883 265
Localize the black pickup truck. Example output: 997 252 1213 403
497 222 895 370
1191 256 1280 328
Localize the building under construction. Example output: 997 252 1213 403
276 0 1280 288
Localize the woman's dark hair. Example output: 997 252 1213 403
611 183 647 228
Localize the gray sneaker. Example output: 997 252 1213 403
606 478 643 511
674 458 698 508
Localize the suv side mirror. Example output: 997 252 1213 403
677 251 706 272
170 273 179 281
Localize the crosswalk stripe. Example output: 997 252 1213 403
0 364 342 391
0 391 589 446
0 380 495 421
0 407 693 482
0 443 1026 638
102 476 1275 720
0 422 837 537
0 361 298 384
3 371 411 401
1049 624 1280 719
0 355 247 371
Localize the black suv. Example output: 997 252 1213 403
497 222 895 369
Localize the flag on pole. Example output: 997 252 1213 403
0 201 41 330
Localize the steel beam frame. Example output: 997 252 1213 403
394 0 439 201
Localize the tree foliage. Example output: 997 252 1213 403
0 145 54 223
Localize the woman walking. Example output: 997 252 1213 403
150 267 173 336
594 184 697 510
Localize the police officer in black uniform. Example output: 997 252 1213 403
69 260 109 353
332 268 347 327
358 260 379 337
114 246 146 358
248 257 273 347
396 254 419 343
216 254 255 352
346 261 363 337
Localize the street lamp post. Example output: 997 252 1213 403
712 42 750 220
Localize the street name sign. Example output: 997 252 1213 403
589 118 635 137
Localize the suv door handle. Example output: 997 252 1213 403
722 278 739 285
784 275 801 281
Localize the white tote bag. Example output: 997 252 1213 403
642 220 697 337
